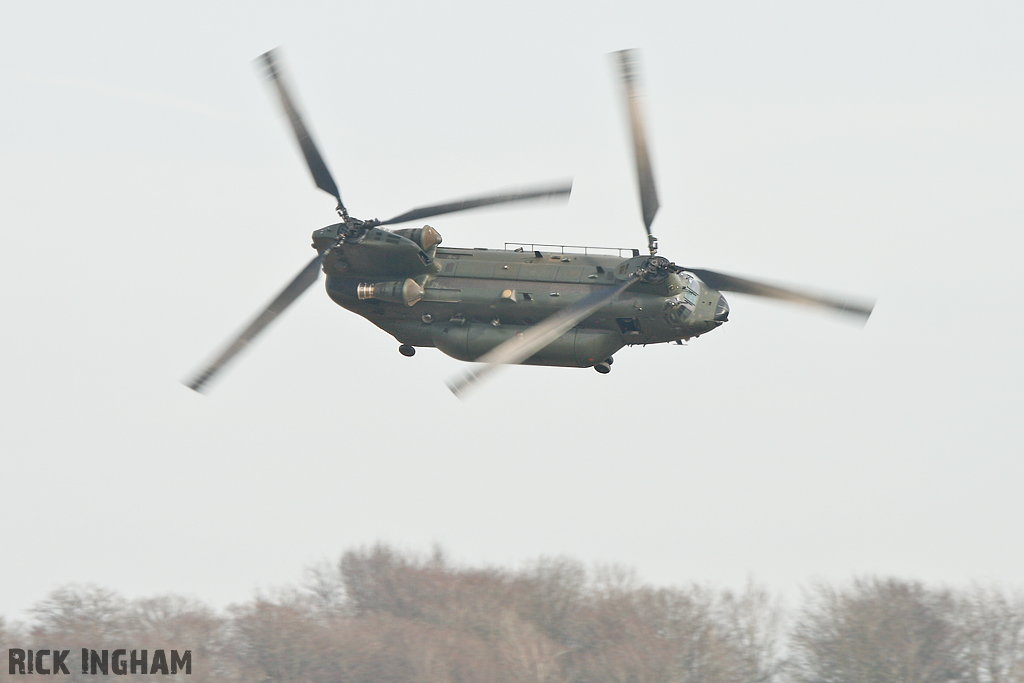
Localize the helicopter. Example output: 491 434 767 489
187 48 873 397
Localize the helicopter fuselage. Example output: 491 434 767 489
185 48 869 395
312 223 727 368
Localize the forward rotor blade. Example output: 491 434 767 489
613 49 660 235
688 268 874 322
186 253 324 393
447 275 639 398
256 48 344 211
380 180 572 226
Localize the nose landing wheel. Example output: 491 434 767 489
594 361 611 374
399 344 416 357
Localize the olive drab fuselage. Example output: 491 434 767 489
312 223 728 368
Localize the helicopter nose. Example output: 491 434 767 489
714 294 730 322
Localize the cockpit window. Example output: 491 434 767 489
714 295 730 322
680 273 700 310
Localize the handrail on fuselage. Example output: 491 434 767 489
504 242 640 258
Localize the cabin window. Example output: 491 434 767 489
616 317 642 334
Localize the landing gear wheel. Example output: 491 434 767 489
399 344 416 357
605 356 614 365
594 362 611 374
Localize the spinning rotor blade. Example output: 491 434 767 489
688 268 874 322
613 49 660 238
380 181 573 226
187 254 324 393
257 48 344 212
447 275 640 398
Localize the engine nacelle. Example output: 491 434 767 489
356 278 425 306
391 225 442 254
432 323 623 367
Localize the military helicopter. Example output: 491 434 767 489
187 48 873 397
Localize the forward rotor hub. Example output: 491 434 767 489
639 255 676 283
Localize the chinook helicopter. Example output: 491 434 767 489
187 48 873 397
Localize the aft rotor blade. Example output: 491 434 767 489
447 275 639 398
187 253 324 393
613 49 660 236
380 181 572 226
688 268 874 322
256 48 344 212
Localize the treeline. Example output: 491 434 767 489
2 545 1023 682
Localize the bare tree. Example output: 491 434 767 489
715 582 784 683
228 591 328 683
28 584 126 642
304 560 347 620
0 551 791 683
13 585 128 683
788 577 964 683
952 586 1024 683
514 557 588 648
123 595 228 683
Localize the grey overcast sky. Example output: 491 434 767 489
1 1 1022 618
